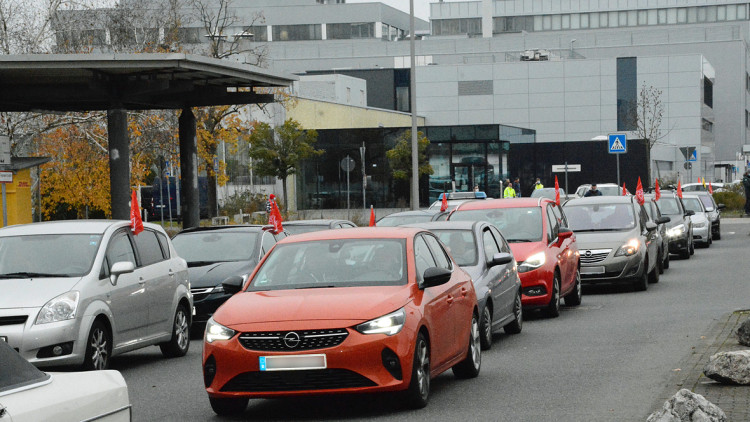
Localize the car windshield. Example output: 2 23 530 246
599 186 621 196
698 196 715 211
284 225 328 235
451 208 543 242
683 198 704 213
172 231 258 263
0 234 102 277
657 198 682 215
431 229 477 266
564 204 636 231
0 341 50 394
530 188 565 199
377 214 433 227
248 238 407 291
644 203 655 220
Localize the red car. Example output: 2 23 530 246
202 227 480 415
449 198 581 317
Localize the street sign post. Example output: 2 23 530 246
552 163 581 194
679 146 697 181
0 171 11 227
340 156 355 219
608 134 627 187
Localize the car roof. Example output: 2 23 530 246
176 224 270 235
283 219 353 226
381 209 442 217
564 195 635 205
438 191 487 200
276 227 424 244
454 197 550 211
401 220 481 231
0 219 136 236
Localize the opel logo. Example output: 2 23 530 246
283 332 301 349
585 250 592 257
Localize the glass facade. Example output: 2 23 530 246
273 24 322 41
432 18 482 36
327 22 375 39
617 57 637 132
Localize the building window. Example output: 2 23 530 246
704 78 713 108
272 24 322 41
240 26 267 42
617 57 637 131
746 73 750 92
327 22 374 39
746 110 749 128
433 18 481 36
177 28 201 44
702 119 713 132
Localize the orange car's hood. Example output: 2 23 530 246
214 285 413 329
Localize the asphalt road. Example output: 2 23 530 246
111 219 750 422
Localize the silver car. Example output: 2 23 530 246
0 220 191 370
682 195 712 247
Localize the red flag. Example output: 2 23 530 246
268 195 283 234
440 191 448 212
635 177 645 205
130 189 144 235
654 179 661 201
369 205 376 227
677 180 683 199
709 182 713 194
622 183 627 196
554 175 560 206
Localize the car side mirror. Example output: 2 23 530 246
656 216 671 224
645 221 658 232
420 267 451 289
717 203 726 210
221 275 245 295
557 227 574 242
488 252 513 267
109 261 135 286
685 210 695 217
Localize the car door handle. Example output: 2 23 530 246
446 295 454 304
138 277 145 285
168 270 175 277
461 287 468 297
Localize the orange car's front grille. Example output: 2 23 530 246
220 369 376 392
238 329 348 351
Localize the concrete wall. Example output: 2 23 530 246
287 98 424 130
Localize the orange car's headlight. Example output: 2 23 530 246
356 308 406 336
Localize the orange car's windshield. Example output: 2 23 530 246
248 238 408 291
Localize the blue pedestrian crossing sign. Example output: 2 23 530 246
608 134 627 154
688 149 698 162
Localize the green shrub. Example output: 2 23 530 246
713 191 745 212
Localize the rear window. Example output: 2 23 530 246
431 229 478 266
450 207 543 243
172 231 258 263
698 196 715 211
657 198 682 216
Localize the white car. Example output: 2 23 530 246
682 195 712 247
0 340 131 421
0 220 191 370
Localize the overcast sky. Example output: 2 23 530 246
345 0 460 21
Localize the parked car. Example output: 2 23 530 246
0 340 131 421
282 219 356 235
377 209 449 226
681 182 733 193
203 227 480 414
647 192 695 259
428 191 488 211
0 220 191 370
403 221 522 350
693 192 725 240
449 198 581 317
575 183 628 197
529 187 567 200
682 194 712 247
563 196 660 291
171 225 288 329
642 196 672 273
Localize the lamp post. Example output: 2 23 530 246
409 0 419 210
360 142 366 209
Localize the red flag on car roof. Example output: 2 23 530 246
654 179 661 201
622 183 627 196
709 181 713 194
554 175 560 206
268 194 283 234
440 191 448 212
635 177 645 206
130 189 144 235
677 180 683 199
369 205 376 227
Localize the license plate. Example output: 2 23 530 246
0 336 6 342
259 354 326 371
581 266 605 275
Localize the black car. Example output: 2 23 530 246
642 196 672 273
282 219 356 235
645 192 695 259
404 220 522 350
377 209 449 226
171 225 288 328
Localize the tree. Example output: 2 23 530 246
386 129 433 183
628 84 670 184
247 119 322 211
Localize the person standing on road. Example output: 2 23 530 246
534 178 544 190
503 180 517 198
513 177 522 197
743 170 750 216
584 183 603 197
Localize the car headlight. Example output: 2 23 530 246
518 252 546 273
356 308 406 336
36 291 79 324
693 221 706 228
667 224 685 238
615 238 640 257
205 317 237 343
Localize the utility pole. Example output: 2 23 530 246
409 0 419 210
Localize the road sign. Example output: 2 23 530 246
552 164 581 172
679 146 697 162
0 136 10 165
684 162 692 170
688 149 698 162
340 156 355 172
608 134 627 154
0 172 12 183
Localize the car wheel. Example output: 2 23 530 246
83 320 111 371
403 332 430 409
504 291 523 334
663 249 670 269
564 269 582 307
452 313 481 379
209 397 249 416
715 223 721 240
160 303 191 358
633 262 649 291
648 260 660 284
657 248 665 274
479 304 493 351
689 238 695 255
708 231 713 246
544 272 561 318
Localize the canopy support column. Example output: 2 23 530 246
179 107 200 229
108 109 130 220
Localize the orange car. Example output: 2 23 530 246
202 227 480 415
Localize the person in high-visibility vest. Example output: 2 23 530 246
534 178 544 190
503 180 516 198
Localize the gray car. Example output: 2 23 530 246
563 196 660 291
648 192 695 259
642 196 671 273
692 192 725 240
0 220 191 370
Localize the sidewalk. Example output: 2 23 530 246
656 310 750 421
